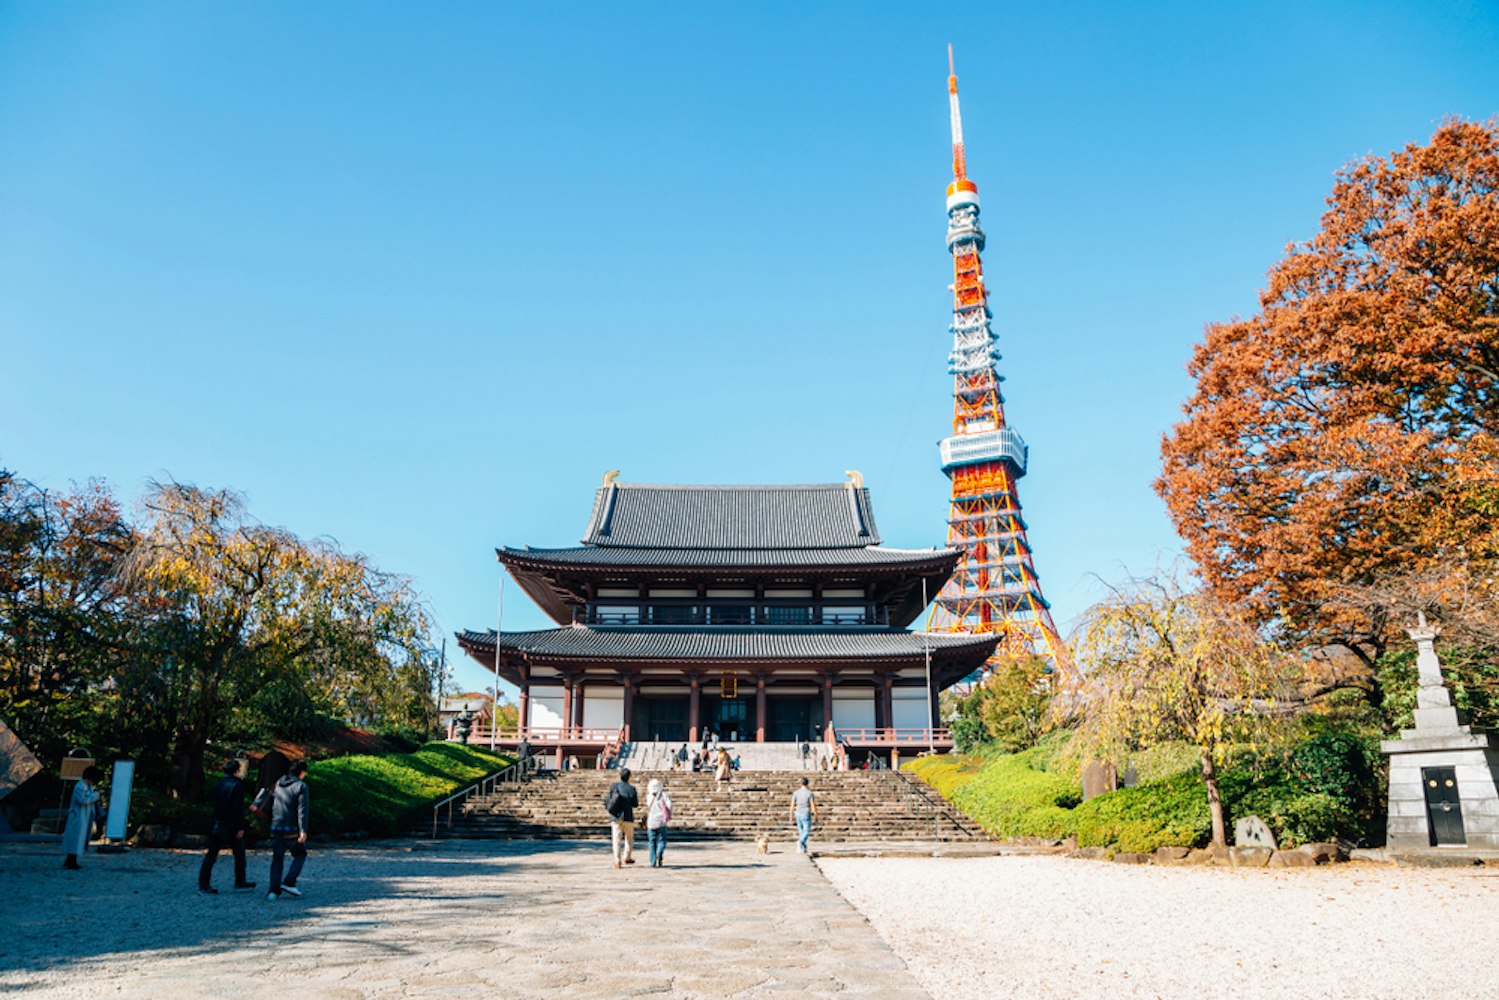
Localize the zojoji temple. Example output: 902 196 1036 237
457 476 996 760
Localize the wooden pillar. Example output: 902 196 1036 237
882 676 895 733
572 678 586 731
621 676 634 742
561 677 574 738
517 668 530 736
755 674 767 743
872 680 884 731
688 673 701 743
820 673 833 736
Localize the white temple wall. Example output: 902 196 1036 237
527 686 565 729
832 690 875 731
892 688 932 729
583 688 625 730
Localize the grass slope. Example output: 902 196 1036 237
309 742 511 836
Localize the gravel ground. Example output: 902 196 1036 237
818 854 1499 1000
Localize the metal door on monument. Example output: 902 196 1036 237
1421 766 1466 846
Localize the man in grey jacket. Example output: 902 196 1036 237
267 759 310 900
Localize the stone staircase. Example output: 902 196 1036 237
617 741 834 772
435 769 986 843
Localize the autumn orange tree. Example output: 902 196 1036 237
1159 119 1499 669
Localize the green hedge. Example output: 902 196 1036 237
306 742 511 836
905 736 1369 852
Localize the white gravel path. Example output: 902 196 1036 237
818 855 1499 1000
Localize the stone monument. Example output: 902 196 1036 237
1380 614 1499 852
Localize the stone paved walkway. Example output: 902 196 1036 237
0 839 926 999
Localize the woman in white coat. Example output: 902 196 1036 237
61 766 104 870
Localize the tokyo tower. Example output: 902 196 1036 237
930 47 1066 670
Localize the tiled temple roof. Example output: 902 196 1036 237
498 544 955 570
457 626 996 662
582 482 882 549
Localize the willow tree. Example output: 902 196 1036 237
1158 119 1499 665
121 481 434 793
1066 575 1292 847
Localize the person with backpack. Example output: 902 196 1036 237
644 777 673 868
198 758 256 894
603 767 639 869
266 759 310 900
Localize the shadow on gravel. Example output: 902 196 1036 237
0 838 580 977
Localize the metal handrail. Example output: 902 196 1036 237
430 756 527 839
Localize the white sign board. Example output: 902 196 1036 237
105 760 135 841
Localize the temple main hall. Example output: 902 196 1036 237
457 476 995 757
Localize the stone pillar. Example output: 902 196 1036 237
1381 615 1499 852
755 674 767 743
688 674 700 743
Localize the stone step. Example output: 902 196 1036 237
428 767 985 843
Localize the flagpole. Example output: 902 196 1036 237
923 576 934 754
492 573 504 751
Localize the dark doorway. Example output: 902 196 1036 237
632 697 687 743
700 696 755 743
768 696 822 743
1421 766 1466 846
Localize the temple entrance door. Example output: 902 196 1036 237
768 696 823 743
631 697 687 743
700 696 755 744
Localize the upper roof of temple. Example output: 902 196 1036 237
581 482 881 549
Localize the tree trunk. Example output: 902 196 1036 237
170 725 209 798
1201 751 1227 847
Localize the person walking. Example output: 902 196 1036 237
61 766 104 870
714 747 731 788
266 759 310 900
604 767 639 869
199 758 256 894
791 777 817 855
644 777 673 868
517 737 532 775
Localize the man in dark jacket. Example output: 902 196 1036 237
604 768 639 869
198 758 256 894
266 759 310 900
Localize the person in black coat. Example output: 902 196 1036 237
198 758 256 894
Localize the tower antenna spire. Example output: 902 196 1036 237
932 46 1067 678
947 44 967 182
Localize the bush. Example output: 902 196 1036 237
1230 782 1355 847
1070 771 1212 852
907 732 1377 852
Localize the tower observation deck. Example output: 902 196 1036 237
930 47 1066 672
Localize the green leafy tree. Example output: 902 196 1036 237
0 472 134 764
119 481 435 794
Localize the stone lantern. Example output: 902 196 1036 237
455 705 475 746
1380 615 1499 853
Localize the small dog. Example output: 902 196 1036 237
754 833 771 855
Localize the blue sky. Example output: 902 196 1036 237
3 3 1495 695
